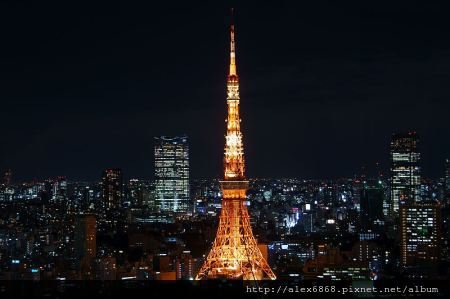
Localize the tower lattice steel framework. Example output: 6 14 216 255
195 13 276 280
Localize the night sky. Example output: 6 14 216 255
1 1 449 181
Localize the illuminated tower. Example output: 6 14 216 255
196 13 276 280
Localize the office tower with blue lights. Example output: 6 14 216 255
154 136 190 213
390 132 421 217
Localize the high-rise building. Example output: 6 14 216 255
127 179 144 207
154 136 190 212
400 204 441 268
390 132 421 217
51 176 67 201
81 185 95 211
196 12 276 280
74 213 97 259
101 168 123 209
360 180 385 232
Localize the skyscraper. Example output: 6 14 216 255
74 213 97 259
400 204 441 268
127 179 144 207
101 168 123 209
52 176 67 201
154 136 190 213
196 12 276 280
390 132 421 217
360 180 385 232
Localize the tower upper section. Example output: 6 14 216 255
224 13 245 180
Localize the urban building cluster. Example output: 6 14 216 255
0 133 448 281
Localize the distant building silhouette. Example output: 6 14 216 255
360 180 385 232
101 168 123 209
75 213 97 259
3 169 12 186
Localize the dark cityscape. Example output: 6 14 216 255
0 1 449 298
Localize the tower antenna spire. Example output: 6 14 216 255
229 8 237 77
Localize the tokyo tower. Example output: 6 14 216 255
195 12 276 280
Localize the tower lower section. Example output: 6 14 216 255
195 180 276 280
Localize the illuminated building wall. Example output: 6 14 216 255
390 132 421 217
101 168 123 209
154 136 190 213
400 203 441 267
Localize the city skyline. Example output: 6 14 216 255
1 2 449 181
0 2 449 296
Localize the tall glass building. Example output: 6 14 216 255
390 132 421 217
154 136 190 213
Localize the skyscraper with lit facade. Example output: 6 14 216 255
400 204 441 269
101 168 123 209
154 136 190 213
390 132 421 217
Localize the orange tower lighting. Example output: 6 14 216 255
195 11 276 280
